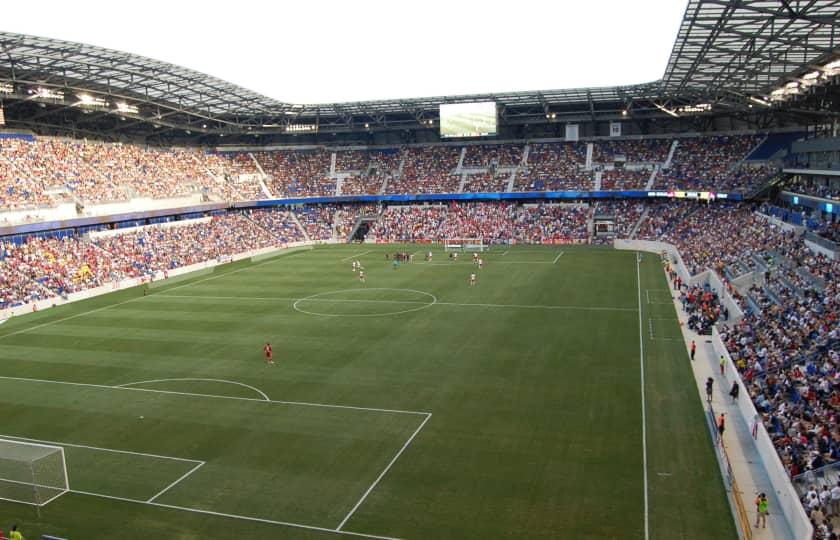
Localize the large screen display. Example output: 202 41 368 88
439 102 497 138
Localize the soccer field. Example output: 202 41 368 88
0 244 735 539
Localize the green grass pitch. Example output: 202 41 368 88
0 244 735 539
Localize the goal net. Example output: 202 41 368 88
443 238 488 252
0 439 68 506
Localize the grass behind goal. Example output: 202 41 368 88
0 244 735 539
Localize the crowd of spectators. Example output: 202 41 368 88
590 200 645 244
367 202 589 244
0 210 321 309
1 134 784 220
788 177 840 200
462 173 510 193
656 135 764 191
678 283 723 335
242 208 307 244
632 199 840 523
253 150 334 198
600 168 651 190
514 143 592 192
462 144 523 167
593 139 670 163
211 153 268 200
386 147 461 194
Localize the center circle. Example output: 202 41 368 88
292 288 437 317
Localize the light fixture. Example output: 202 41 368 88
115 102 139 114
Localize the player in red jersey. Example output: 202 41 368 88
263 342 274 364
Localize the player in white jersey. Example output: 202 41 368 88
473 252 478 263
359 270 365 283
470 273 476 286
427 251 433 262
478 258 483 269
352 260 358 272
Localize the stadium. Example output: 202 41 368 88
0 0 839 538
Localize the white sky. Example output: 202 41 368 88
3 0 688 104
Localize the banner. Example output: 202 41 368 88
610 121 621 137
565 124 579 142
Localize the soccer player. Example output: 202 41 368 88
473 252 478 263
352 260 358 272
478 258 483 269
426 251 433 262
359 270 365 283
263 342 273 364
9 525 23 540
470 272 476 286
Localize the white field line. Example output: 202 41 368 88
337 413 432 531
340 250 371 262
0 296 145 342
118 378 270 401
147 461 206 503
414 260 554 265
155 295 638 312
646 289 651 305
39 487 70 506
0 485 70 507
0 251 305 342
1 434 203 464
0 375 429 417
636 253 650 540
501 250 509 256
552 251 564 264
70 489 401 540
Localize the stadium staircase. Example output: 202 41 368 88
288 211 310 242
628 206 649 239
247 153 274 199
585 143 594 170
379 152 405 194
457 173 468 193
505 170 516 192
456 147 467 173
664 139 679 169
593 170 602 190
645 165 659 190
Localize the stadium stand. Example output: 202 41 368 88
386 146 461 194
367 202 590 244
253 150 335 198
656 135 770 191
514 142 591 191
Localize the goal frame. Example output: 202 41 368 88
0 438 69 508
443 238 488 252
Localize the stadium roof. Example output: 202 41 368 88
0 0 838 141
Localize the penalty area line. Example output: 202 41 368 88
147 461 206 503
553 251 564 264
337 413 432 531
68 490 401 540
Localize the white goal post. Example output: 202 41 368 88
443 238 488 252
0 438 69 507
